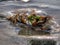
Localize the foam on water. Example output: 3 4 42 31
50 18 60 33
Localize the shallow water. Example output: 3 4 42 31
0 1 60 45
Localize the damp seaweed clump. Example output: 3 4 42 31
7 9 54 35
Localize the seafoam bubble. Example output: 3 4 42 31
21 0 30 2
7 11 14 16
36 10 47 15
